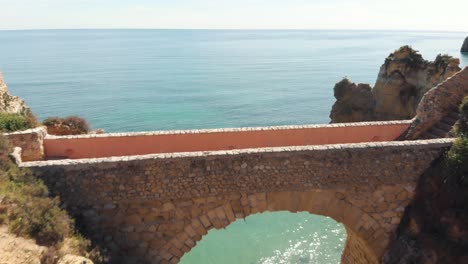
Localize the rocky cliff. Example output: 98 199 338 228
330 46 461 123
462 37 468 53
0 71 31 115
382 97 468 264
0 226 94 264
381 155 468 264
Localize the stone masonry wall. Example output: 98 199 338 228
21 139 453 263
342 227 380 263
3 127 46 161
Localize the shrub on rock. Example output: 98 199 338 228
42 116 90 135
455 96 468 136
0 113 36 132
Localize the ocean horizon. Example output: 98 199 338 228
2 28 467 32
0 29 467 263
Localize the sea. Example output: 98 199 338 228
0 29 466 263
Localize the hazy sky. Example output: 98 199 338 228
1 0 467 31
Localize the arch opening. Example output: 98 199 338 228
180 211 346 264
158 191 385 264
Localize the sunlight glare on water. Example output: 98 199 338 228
180 212 346 264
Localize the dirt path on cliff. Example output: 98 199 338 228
0 226 46 264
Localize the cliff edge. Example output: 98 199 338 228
0 72 31 115
382 98 468 264
330 46 461 123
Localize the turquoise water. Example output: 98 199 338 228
0 30 466 132
0 30 467 263
180 212 345 264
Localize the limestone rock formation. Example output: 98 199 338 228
0 71 31 115
330 46 461 123
462 37 468 53
330 79 374 123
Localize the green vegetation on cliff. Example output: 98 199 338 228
447 96 468 174
0 143 71 244
0 135 105 263
453 96 468 137
0 113 37 132
384 45 425 68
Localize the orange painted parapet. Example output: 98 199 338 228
44 121 411 160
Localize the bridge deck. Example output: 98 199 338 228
43 121 411 160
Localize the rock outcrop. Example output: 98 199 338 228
382 153 468 263
0 71 31 115
330 79 374 123
0 226 94 264
462 37 468 53
330 46 461 123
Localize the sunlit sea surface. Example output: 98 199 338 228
180 212 345 264
0 30 466 263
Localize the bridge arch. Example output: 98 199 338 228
159 191 385 264
19 130 452 263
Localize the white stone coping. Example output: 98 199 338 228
20 138 454 168
3 126 47 136
9 147 22 165
44 120 413 140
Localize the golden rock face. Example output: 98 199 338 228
0 72 5 88
373 48 460 120
330 46 461 123
0 71 31 115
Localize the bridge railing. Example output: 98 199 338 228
42 121 411 160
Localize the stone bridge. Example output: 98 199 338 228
9 120 454 264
